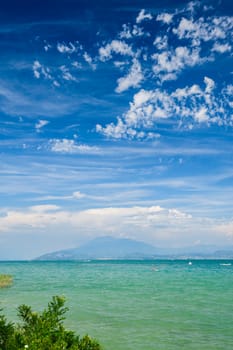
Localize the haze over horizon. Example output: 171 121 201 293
0 0 232 260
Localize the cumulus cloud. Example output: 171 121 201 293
156 13 173 24
150 12 232 83
136 9 153 24
97 77 232 139
83 52 96 70
33 61 52 80
32 1 232 99
33 61 41 78
173 15 233 45
153 35 168 50
204 76 215 93
59 65 77 82
1 204 231 247
211 42 232 53
0 205 191 236
119 23 147 39
49 139 100 154
119 24 133 39
194 107 209 123
115 58 144 93
29 1 233 142
152 46 205 82
57 42 78 54
44 44 52 52
99 40 134 61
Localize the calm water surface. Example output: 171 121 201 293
0 260 232 350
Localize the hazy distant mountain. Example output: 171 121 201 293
35 236 233 260
36 236 158 260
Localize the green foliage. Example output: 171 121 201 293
0 275 13 288
0 296 101 350
0 312 15 349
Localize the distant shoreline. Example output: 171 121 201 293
1 258 233 262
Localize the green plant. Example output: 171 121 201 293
0 312 15 349
0 275 13 288
0 296 101 350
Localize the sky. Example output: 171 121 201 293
0 0 232 259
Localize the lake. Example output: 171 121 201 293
0 260 232 349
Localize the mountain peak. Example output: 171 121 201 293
36 236 157 260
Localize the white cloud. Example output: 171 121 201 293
83 52 96 70
29 205 60 213
173 16 233 44
59 65 77 82
215 221 233 238
44 44 52 52
33 61 41 78
96 118 135 139
99 40 134 61
173 17 196 39
119 24 132 39
114 61 128 68
194 107 209 123
35 119 49 131
204 76 215 93
57 42 78 54
153 35 168 50
211 42 231 53
72 61 82 69
53 80 60 87
152 46 204 82
97 78 232 139
1 205 231 248
49 139 100 154
156 13 173 24
115 59 144 93
72 191 86 199
0 205 191 236
133 25 145 37
136 9 153 24
36 191 87 201
119 24 145 39
33 61 52 80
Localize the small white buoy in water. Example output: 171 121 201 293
188 261 192 265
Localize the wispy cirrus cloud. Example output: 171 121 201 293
35 119 49 131
0 80 87 117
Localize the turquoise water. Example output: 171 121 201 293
0 260 233 349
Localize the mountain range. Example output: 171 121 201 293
35 236 233 260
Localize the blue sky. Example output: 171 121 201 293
0 0 232 259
